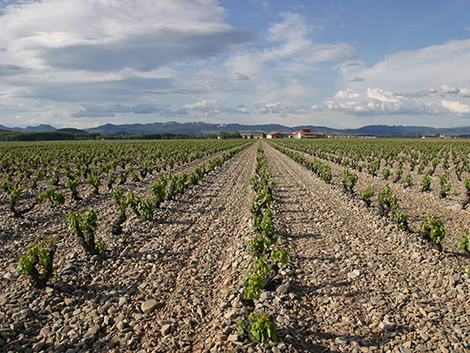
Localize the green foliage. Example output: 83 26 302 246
380 184 398 209
439 173 452 198
87 172 101 194
244 257 270 299
421 216 446 245
68 209 100 255
382 168 391 180
249 235 270 256
36 188 65 206
459 230 470 253
362 186 374 201
65 174 81 201
393 208 409 231
150 177 168 204
321 167 332 184
95 238 106 253
135 197 155 221
237 319 245 336
130 171 140 182
341 169 358 194
252 214 262 233
405 174 413 188
107 173 117 189
248 312 277 344
368 160 380 176
464 178 470 191
271 246 290 265
16 237 56 289
421 174 431 192
69 209 98 233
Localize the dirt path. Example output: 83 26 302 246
139 141 257 352
263 141 470 353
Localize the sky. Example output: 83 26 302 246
1 0 470 129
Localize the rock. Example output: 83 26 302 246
3 273 11 280
39 326 50 337
87 325 100 336
276 282 290 295
64 298 75 306
224 310 237 320
141 299 158 314
378 321 395 330
335 336 348 345
161 324 172 336
119 297 127 307
197 306 205 318
187 234 199 243
227 334 240 341
347 269 361 279
451 203 463 211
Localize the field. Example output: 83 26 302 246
0 138 469 353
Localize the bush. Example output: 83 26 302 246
405 174 413 188
68 209 101 255
421 174 431 192
459 230 470 253
393 208 409 231
421 216 446 247
382 168 391 180
361 187 374 207
16 238 56 289
248 312 277 344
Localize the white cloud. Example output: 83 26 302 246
334 88 360 99
338 39 470 95
302 43 355 63
0 0 254 73
441 100 470 114
175 99 252 117
258 101 321 116
460 88 470 97
324 88 443 116
440 84 460 94
70 101 170 118
225 12 355 79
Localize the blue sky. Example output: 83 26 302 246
1 0 470 129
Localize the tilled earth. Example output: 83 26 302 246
0 141 469 353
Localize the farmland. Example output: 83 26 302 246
0 138 469 353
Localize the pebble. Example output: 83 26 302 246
141 299 158 314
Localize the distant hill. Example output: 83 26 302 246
85 121 470 137
54 128 88 134
2 121 470 137
0 124 56 133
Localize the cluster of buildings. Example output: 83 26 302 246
240 128 321 139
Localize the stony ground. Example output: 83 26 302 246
0 141 469 353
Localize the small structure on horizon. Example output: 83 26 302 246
289 128 319 139
266 132 285 139
240 132 264 139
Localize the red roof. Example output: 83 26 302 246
292 130 316 135
267 132 283 135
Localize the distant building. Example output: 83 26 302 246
266 132 285 139
240 132 264 139
289 128 319 139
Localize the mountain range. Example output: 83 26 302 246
2 121 470 137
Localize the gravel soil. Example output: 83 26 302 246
0 140 469 353
264 141 470 353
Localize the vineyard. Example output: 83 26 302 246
0 138 469 353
